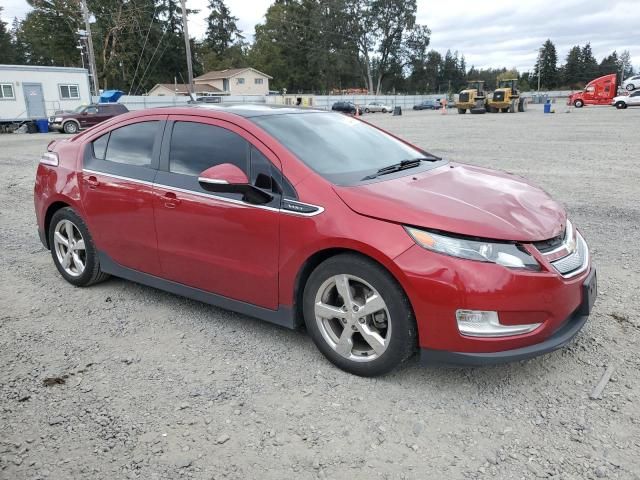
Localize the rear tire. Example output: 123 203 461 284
626 84 635 91
63 121 78 134
303 254 416 377
48 207 109 287
381 108 387 113
518 98 527 112
457 108 466 114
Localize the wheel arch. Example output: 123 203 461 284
292 247 415 328
62 119 81 130
43 200 72 248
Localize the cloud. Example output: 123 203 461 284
2 0 638 72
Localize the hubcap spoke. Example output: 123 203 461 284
54 231 69 247
64 221 75 243
335 327 354 357
74 239 85 251
357 324 387 356
360 294 386 317
334 274 354 310
62 251 72 269
71 252 84 271
315 302 346 320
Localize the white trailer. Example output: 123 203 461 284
0 65 91 127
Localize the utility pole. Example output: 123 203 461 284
537 52 541 92
80 0 100 96
180 0 194 94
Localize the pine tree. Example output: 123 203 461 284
580 43 598 82
0 7 14 63
563 45 582 87
533 39 559 89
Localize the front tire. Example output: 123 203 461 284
615 101 627 109
48 207 109 287
303 254 416 377
457 108 466 114
63 121 78 134
574 99 584 108
364 108 370 113
381 108 387 113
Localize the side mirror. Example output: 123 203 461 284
82 111 88 116
198 163 273 204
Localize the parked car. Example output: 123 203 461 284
363 102 392 113
413 99 441 110
49 103 129 134
331 101 361 115
612 90 640 109
622 74 640 92
188 96 222 104
34 105 596 377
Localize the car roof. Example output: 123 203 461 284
149 103 328 118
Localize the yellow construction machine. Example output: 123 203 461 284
487 79 527 113
455 80 488 114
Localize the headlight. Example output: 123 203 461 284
404 226 540 270
54 117 63 122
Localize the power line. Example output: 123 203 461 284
129 5 159 95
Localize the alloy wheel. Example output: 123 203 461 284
314 274 391 362
53 219 86 277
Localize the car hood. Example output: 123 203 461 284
333 163 566 242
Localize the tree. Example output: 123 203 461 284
579 43 598 82
532 39 559 89
0 7 15 63
345 0 428 94
619 50 634 78
16 0 82 66
562 45 582 87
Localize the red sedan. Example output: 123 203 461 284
34 105 597 376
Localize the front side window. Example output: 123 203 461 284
59 84 80 99
0 83 15 99
252 112 440 185
169 122 249 177
104 121 159 167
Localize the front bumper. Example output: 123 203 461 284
420 304 589 366
49 122 62 131
394 242 596 363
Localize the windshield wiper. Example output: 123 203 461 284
361 157 439 180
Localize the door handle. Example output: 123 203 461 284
86 175 99 189
162 191 181 208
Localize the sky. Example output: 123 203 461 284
2 0 639 72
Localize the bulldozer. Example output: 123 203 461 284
455 80 488 114
487 79 527 113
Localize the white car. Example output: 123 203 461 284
363 102 392 113
612 90 640 109
622 74 640 91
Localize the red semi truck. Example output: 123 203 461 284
567 73 618 107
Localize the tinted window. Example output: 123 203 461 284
169 122 249 176
92 133 109 160
104 121 158 167
250 146 273 190
252 113 436 185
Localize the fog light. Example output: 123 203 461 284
456 310 541 337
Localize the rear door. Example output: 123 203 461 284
152 116 282 309
80 116 166 275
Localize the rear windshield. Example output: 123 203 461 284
252 112 443 185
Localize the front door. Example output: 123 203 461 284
23 83 46 118
80 117 165 275
629 91 640 106
152 117 281 310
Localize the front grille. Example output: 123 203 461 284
493 91 505 102
534 221 589 278
550 233 588 277
459 93 469 102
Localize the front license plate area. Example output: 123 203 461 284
579 268 597 315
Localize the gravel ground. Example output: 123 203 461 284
1 104 639 480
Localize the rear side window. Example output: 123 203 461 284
169 122 249 176
103 121 159 167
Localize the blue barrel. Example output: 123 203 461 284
543 102 551 114
36 119 49 133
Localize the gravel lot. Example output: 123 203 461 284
1 105 639 480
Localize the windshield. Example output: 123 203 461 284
252 112 442 185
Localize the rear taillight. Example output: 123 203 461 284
40 152 59 166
